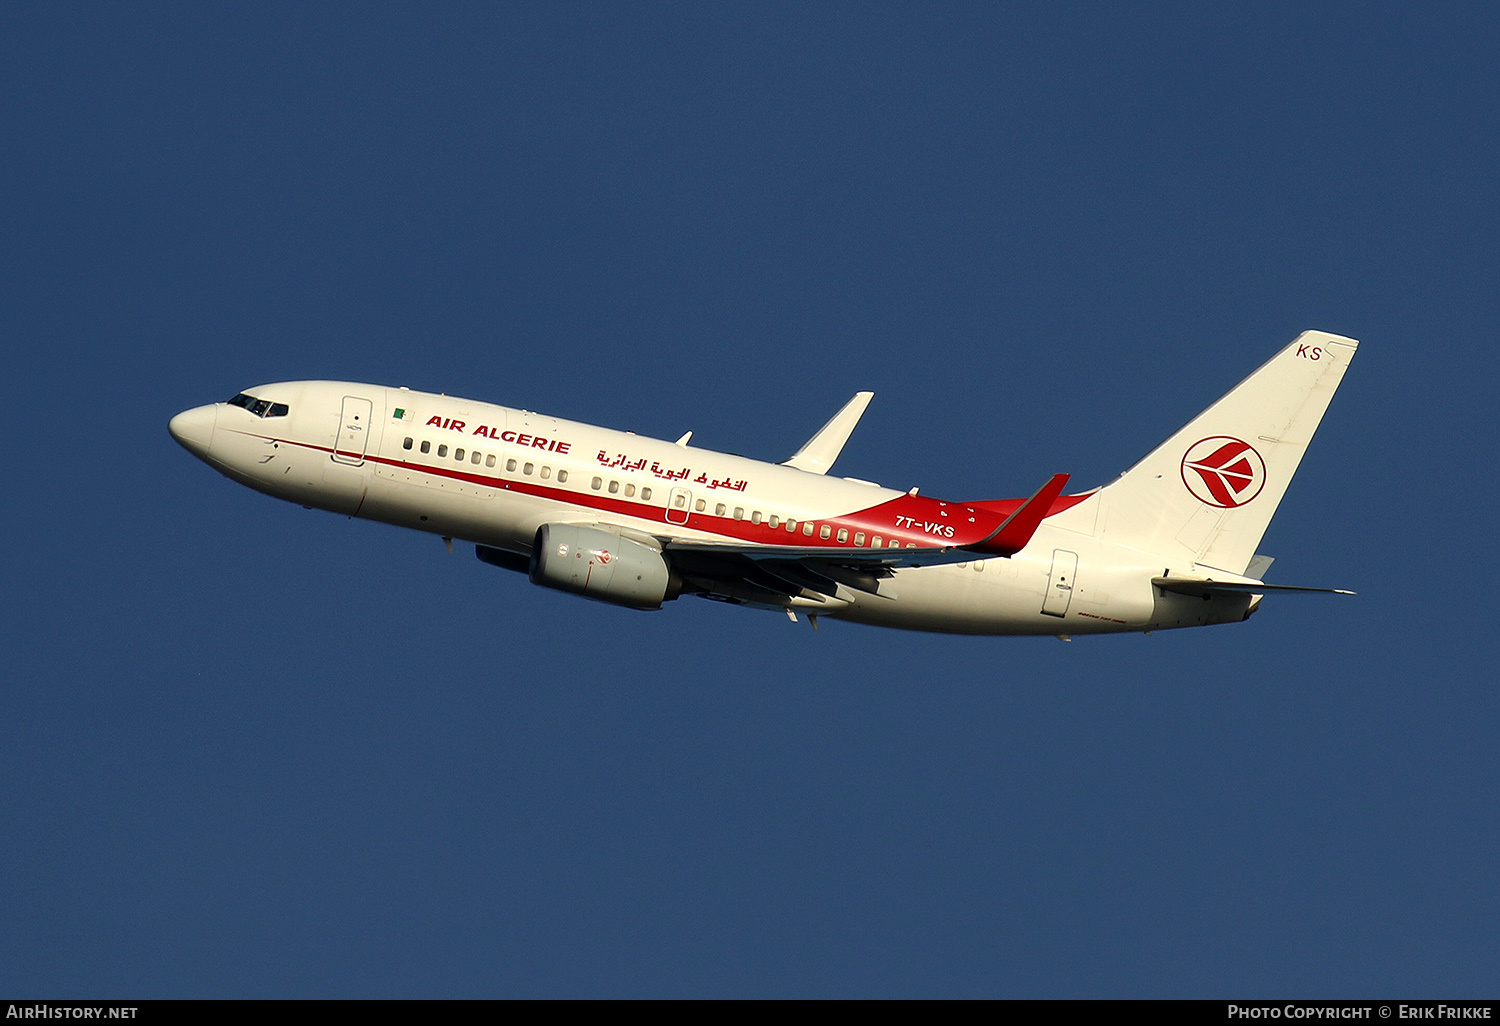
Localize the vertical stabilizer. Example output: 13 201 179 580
1094 331 1358 573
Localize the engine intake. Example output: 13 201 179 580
529 524 678 610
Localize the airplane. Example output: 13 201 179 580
168 330 1357 636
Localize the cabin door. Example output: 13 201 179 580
1042 549 1078 618
332 395 373 465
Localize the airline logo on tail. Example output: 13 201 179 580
1181 436 1266 508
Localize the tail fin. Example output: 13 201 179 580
1090 331 1358 573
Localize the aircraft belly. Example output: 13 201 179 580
832 560 1047 635
835 543 1154 636
358 471 539 551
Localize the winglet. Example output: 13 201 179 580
782 392 874 475
976 473 1070 556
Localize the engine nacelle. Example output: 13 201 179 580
529 524 678 610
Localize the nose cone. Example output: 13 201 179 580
169 404 217 460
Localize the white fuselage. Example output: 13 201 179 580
169 380 1258 635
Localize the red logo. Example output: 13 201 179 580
596 549 613 565
1181 437 1266 508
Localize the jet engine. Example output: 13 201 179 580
529 524 679 610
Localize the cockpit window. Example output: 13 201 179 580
228 393 290 418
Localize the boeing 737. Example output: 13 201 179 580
169 331 1357 636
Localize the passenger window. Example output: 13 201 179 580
803 522 814 536
872 535 882 547
837 528 848 543
974 560 984 572
820 525 831 540
471 451 481 465
403 437 413 450
420 440 431 454
455 448 464 461
786 519 796 532
592 477 602 490
768 515 779 529
906 542 916 549
486 454 496 468
888 540 900 548
854 532 865 546
608 480 619 494
716 503 726 517
524 463 534 476
734 507 744 520
695 499 706 512
558 470 569 483
673 493 687 509
438 445 448 458
507 459 517 472
751 511 762 525
624 483 634 497
541 467 551 479
640 487 651 501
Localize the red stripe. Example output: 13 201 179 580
234 428 1075 552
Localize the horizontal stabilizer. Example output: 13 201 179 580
978 473 1071 556
782 392 874 475
1152 576 1354 598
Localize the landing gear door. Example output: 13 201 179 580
333 395 374 465
1042 549 1078 618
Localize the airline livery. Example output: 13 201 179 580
169 331 1357 636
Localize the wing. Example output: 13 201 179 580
665 539 922 607
665 473 1070 609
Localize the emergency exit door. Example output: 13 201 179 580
666 487 692 526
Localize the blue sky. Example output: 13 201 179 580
2 3 1496 997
